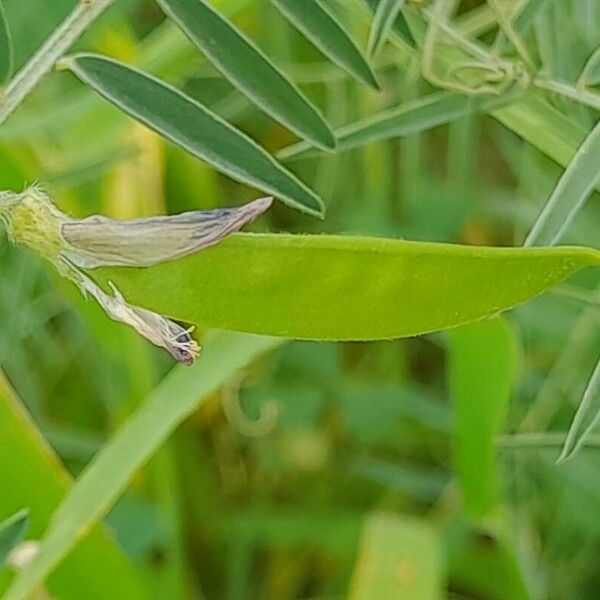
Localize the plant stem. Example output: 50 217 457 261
0 0 114 126
533 77 600 112
497 432 600 450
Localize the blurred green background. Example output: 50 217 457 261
1 0 600 598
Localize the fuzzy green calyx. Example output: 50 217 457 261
1 187 67 263
0 185 272 365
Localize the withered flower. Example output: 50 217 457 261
0 186 272 364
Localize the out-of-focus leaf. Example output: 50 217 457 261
491 93 588 181
448 316 518 518
1 0 71 70
348 513 442 600
63 53 324 217
0 510 28 569
97 234 600 340
512 0 550 35
225 508 361 558
335 382 451 442
156 0 335 150
351 459 450 501
0 372 147 600
368 0 406 57
4 332 281 600
271 0 379 90
525 113 600 246
495 0 550 54
579 45 600 86
278 92 508 160
446 521 529 600
0 0 13 84
558 357 600 463
364 0 415 47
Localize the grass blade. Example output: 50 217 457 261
156 0 335 150
271 0 379 90
491 94 588 178
557 357 600 463
0 372 147 599
446 522 529 599
363 0 415 47
63 53 324 217
4 332 282 600
0 0 12 84
368 0 407 57
524 114 600 246
495 0 550 54
278 92 506 160
449 317 518 517
0 510 28 569
96 234 600 340
348 513 441 600
579 44 600 86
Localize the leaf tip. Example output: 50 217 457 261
555 443 576 465
368 75 382 92
318 129 337 152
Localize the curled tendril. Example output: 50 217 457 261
221 375 279 438
446 59 531 95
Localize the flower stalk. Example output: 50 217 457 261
0 0 115 126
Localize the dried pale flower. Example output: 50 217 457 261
0 186 272 364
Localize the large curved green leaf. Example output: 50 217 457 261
156 0 335 150
0 0 12 85
4 332 281 600
62 53 324 217
271 0 379 90
94 234 600 340
0 373 147 599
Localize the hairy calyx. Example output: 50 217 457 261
0 186 272 364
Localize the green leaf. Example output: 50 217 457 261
448 317 518 518
96 234 600 340
348 513 442 600
364 0 415 47
270 0 379 90
0 510 28 570
4 332 281 600
368 0 407 57
512 0 550 35
525 108 600 246
63 53 324 217
446 522 529 600
0 0 12 84
491 93 589 180
0 373 147 600
278 92 508 160
579 45 600 86
156 0 335 150
495 0 550 54
557 357 600 463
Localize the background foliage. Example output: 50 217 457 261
0 0 599 598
